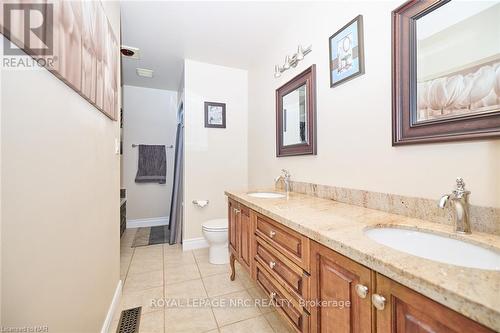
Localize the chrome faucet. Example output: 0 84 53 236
274 169 291 194
438 177 471 234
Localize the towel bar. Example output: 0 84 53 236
131 144 174 148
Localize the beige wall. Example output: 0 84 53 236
0 36 2 324
248 1 500 208
122 85 177 221
0 2 121 332
183 60 248 240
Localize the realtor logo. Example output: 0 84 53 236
3 3 53 56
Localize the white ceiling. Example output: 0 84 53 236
120 1 309 91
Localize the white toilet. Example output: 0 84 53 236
202 218 229 264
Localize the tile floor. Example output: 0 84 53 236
110 229 294 333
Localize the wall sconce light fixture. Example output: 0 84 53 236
274 45 312 78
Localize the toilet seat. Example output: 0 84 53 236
202 218 228 232
202 228 227 232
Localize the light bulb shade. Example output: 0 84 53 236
296 45 304 61
283 56 291 70
274 65 281 78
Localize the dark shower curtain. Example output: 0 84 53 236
168 105 184 244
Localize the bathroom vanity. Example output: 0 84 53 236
226 191 499 333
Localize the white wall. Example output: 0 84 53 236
248 1 500 208
122 85 177 221
183 59 248 240
0 2 121 332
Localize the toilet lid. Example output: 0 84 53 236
202 218 228 230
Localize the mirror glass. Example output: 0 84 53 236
282 84 307 146
416 1 500 124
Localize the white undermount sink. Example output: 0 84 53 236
364 227 500 271
247 192 286 199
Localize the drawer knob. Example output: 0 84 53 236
270 292 277 299
234 208 241 214
269 261 276 269
355 284 368 299
372 294 386 311
269 230 276 238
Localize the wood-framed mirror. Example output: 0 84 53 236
392 0 500 145
276 65 317 157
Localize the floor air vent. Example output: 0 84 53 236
116 307 141 333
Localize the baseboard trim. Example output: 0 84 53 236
127 216 169 229
182 237 209 251
101 279 122 333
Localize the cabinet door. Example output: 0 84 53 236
375 273 494 333
228 199 239 254
239 205 252 272
310 241 372 333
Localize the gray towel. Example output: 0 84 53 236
135 145 166 184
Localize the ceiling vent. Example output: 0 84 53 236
136 68 154 78
121 45 140 59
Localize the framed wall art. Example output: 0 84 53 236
0 1 119 120
329 15 365 88
204 102 226 128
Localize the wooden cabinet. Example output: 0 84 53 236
309 241 495 333
310 241 373 333
239 205 252 272
228 199 253 276
227 198 494 333
228 199 239 254
374 274 494 333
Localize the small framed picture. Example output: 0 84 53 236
204 102 226 128
329 15 365 88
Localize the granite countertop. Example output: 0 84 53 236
225 189 500 331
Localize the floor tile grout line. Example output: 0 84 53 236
261 310 278 332
122 239 136 288
122 285 164 296
205 262 268 329
164 276 201 287
122 270 164 292
218 313 269 331
224 267 279 332
194 250 220 332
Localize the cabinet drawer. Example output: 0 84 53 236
256 236 309 303
256 262 310 333
255 213 310 271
